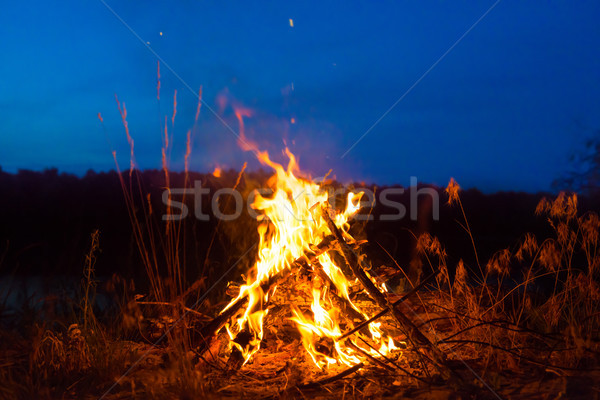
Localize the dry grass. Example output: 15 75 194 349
0 183 598 398
417 185 600 384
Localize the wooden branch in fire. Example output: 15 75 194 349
299 260 369 332
320 204 462 383
197 234 339 352
337 266 441 341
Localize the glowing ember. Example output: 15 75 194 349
212 166 222 178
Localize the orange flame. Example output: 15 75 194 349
221 105 401 369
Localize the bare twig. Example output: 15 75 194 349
296 362 365 389
338 266 440 341
321 204 461 383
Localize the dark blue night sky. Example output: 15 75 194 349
1 1 599 193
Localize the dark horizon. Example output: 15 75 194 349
2 164 586 279
0 163 568 196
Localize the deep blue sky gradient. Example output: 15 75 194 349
1 1 599 192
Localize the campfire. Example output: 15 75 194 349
197 142 457 384
217 148 396 367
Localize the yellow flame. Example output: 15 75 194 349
220 104 401 368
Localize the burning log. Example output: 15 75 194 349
197 235 338 352
311 266 374 341
299 260 368 329
321 205 462 382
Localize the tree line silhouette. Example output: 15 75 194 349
1 167 598 291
